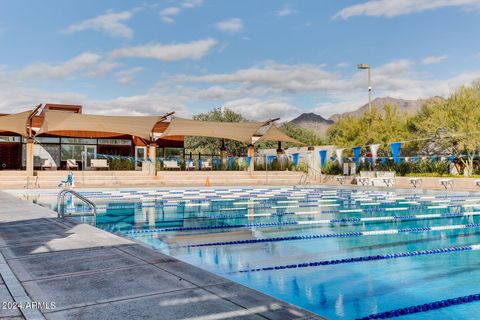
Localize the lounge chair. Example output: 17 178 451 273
201 160 212 171
41 159 52 170
476 180 480 188
186 160 196 171
91 159 109 170
356 171 376 186
164 160 180 170
66 159 78 170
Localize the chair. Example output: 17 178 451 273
164 160 180 170
41 159 52 170
186 160 196 171
336 176 347 185
66 159 78 170
476 180 480 188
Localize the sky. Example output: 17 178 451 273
1 0 480 120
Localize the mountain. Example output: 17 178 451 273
290 112 334 136
289 96 443 137
328 96 442 122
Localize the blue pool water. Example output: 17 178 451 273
27 187 480 319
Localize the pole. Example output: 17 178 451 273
368 67 372 112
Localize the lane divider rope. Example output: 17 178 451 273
128 212 480 235
181 222 480 247
357 292 480 319
233 244 480 273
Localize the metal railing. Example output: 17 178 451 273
299 165 323 185
57 189 97 224
24 176 39 190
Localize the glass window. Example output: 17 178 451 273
35 137 60 144
61 138 97 144
61 145 74 160
165 148 183 158
0 136 21 142
98 139 131 145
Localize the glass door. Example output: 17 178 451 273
135 146 147 170
83 145 97 169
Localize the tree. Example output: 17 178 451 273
408 82 480 175
327 105 412 155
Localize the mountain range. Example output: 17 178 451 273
290 96 442 136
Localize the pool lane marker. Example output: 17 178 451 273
357 292 480 319
233 244 480 273
128 211 480 235
179 221 480 247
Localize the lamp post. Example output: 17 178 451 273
357 63 372 112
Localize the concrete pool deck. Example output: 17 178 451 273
0 191 323 320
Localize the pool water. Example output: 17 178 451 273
29 187 480 319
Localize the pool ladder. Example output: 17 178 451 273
57 189 97 224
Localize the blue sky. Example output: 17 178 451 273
1 0 480 120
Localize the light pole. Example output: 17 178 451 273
357 63 372 112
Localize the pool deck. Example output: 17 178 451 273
0 191 323 320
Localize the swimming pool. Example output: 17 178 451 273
22 186 480 319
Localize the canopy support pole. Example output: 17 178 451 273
248 144 254 175
149 143 156 177
26 138 34 177
220 139 226 170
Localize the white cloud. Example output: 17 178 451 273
421 54 448 65
217 18 244 33
18 52 102 79
116 67 144 85
334 0 480 19
176 61 350 92
336 62 350 68
159 7 181 23
159 0 203 23
181 0 203 8
62 10 136 38
109 38 217 61
276 5 298 17
224 98 300 121
87 93 189 116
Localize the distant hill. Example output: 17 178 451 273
289 96 443 136
328 96 442 122
290 112 334 136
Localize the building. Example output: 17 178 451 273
0 104 183 170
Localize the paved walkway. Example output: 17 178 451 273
0 191 323 320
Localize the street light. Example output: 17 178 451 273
357 63 372 112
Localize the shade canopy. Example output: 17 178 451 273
254 124 303 145
0 110 34 137
161 117 265 143
37 110 164 139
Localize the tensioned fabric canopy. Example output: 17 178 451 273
254 124 303 145
0 110 33 137
37 110 164 139
161 117 265 143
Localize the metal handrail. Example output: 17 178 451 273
57 189 97 224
